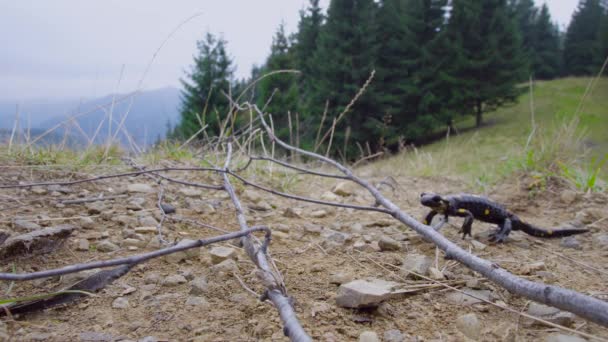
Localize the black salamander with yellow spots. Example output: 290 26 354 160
420 192 589 243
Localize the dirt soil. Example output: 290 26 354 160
1 161 607 342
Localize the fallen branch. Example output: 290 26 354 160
251 103 608 328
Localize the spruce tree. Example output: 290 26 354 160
175 33 234 139
311 0 378 157
510 0 537 78
294 0 324 100
533 4 562 79
595 5 608 69
257 23 300 141
447 0 525 127
564 0 604 75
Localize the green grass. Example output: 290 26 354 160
370 77 608 192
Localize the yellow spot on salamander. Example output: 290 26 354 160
546 230 553 235
423 220 428 225
458 209 467 213
484 209 490 215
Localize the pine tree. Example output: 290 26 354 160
447 0 525 127
257 23 300 141
564 0 604 75
510 0 537 78
311 0 378 157
533 4 562 79
294 0 324 100
174 33 234 139
595 5 608 69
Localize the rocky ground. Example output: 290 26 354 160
0 160 607 342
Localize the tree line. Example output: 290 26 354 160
171 0 608 159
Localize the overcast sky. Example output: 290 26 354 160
0 0 579 101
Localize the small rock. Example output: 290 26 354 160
273 223 290 233
575 208 605 224
127 198 145 211
210 259 238 276
272 231 289 241
127 183 154 193
76 239 90 251
358 331 380 342
303 223 322 235
537 271 558 283
526 303 576 327
560 190 578 204
594 234 608 250
365 218 394 227
378 236 401 251
96 240 120 253
353 240 375 252
248 201 272 211
522 261 546 275
401 254 432 278
31 186 48 195
311 301 332 317
545 334 587 342
79 331 114 341
332 181 355 197
25 333 55 341
81 217 95 229
209 246 237 264
243 190 262 203
283 207 302 218
445 289 492 306
428 267 445 280
329 272 353 285
139 216 158 226
13 219 41 231
383 329 405 342
310 209 329 218
112 297 129 309
163 274 187 287
189 277 208 295
560 236 582 250
134 227 158 235
85 202 106 215
160 203 176 214
164 239 199 263
456 313 482 340
470 240 487 251
179 188 202 197
185 296 209 307
122 238 147 248
336 279 399 308
320 191 341 202
144 272 161 284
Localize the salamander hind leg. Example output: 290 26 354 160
489 218 512 244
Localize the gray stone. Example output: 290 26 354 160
81 217 95 229
428 267 445 280
139 216 158 226
336 279 399 308
560 190 578 204
378 236 401 251
401 254 432 278
128 183 154 193
545 334 587 342
189 277 208 295
329 272 353 285
112 297 129 309
163 274 187 287
209 246 237 264
445 289 492 306
164 239 199 263
456 313 482 340
0 225 76 260
25 333 55 341
283 207 302 218
30 186 48 195
210 259 238 277
310 209 329 218
470 240 487 251
160 203 176 214
383 329 405 342
186 296 209 306
85 202 106 215
96 240 120 253
122 238 147 248
243 190 262 203
525 303 576 327
320 191 341 202
76 239 90 251
594 234 608 250
302 223 322 234
248 201 272 211
79 331 114 341
560 236 582 250
179 188 202 197
134 226 157 234
13 219 41 231
358 331 380 342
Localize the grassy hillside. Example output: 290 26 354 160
369 77 608 191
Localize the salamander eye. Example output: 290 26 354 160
432 195 441 202
420 192 427 198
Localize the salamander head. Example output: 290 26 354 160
420 192 449 211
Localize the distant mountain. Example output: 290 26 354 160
0 87 182 148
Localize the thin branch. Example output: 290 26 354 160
0 227 270 281
252 103 608 328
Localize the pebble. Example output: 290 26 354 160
320 191 341 202
283 207 303 218
127 183 154 193
445 289 492 306
160 203 176 214
243 190 262 203
456 313 482 340
522 261 546 275
185 296 209 307
76 239 90 251
134 227 158 235
138 216 158 226
525 303 575 327
560 236 582 250
209 246 237 264
594 234 608 250
310 209 330 218
189 277 209 295
470 240 487 251
560 190 578 204
336 279 399 308
428 267 445 280
179 188 202 197
383 329 405 342
122 238 147 248
112 297 129 309
81 217 96 229
329 272 353 285
378 236 401 251
96 240 120 252
30 186 48 195
79 331 115 341
401 254 432 278
163 274 187 287
358 331 380 342
332 182 355 196
85 202 106 215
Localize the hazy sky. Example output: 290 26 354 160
0 0 579 101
